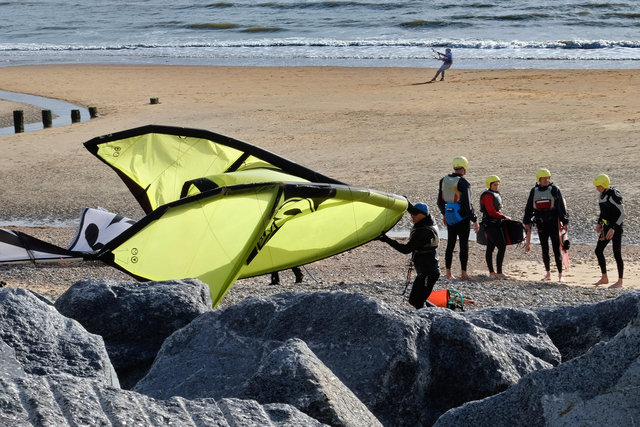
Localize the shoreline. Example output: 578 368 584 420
1 65 639 300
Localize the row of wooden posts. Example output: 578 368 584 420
12 107 98 134
11 97 160 133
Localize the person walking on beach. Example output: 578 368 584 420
523 168 569 282
480 175 509 279
430 48 453 82
379 202 440 309
593 173 625 288
437 156 480 280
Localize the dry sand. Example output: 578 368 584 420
1 65 639 303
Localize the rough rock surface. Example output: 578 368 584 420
134 292 558 425
2 281 640 426
54 278 212 388
0 372 325 426
533 291 640 362
434 314 640 426
241 337 382 427
0 287 119 387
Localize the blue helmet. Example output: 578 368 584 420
413 202 429 216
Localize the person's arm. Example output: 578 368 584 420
554 186 569 227
380 228 425 254
610 189 625 229
522 188 535 227
458 179 477 223
436 178 446 216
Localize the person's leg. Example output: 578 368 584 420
270 272 280 285
538 228 552 280
424 273 439 301
445 225 458 279
292 266 304 283
548 226 563 280
457 220 472 279
610 229 624 288
594 237 609 286
408 274 428 309
485 240 496 274
495 243 506 276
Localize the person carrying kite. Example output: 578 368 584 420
430 48 453 82
379 202 440 309
593 173 625 289
523 168 569 282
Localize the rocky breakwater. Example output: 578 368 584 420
1 279 639 426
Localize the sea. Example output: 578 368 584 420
0 0 639 69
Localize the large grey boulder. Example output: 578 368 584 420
534 290 640 362
462 307 561 366
424 308 554 416
135 292 556 426
241 337 382 427
0 372 326 426
54 278 212 388
434 314 640 427
0 287 119 387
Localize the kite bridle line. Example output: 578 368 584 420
301 265 320 284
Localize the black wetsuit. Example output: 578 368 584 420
437 173 478 272
381 215 440 309
595 187 625 279
523 183 569 273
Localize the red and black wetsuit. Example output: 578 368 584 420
480 189 506 274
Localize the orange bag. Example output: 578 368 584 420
427 290 450 308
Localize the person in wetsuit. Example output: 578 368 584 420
379 202 440 309
480 175 510 279
269 267 304 285
437 156 480 280
523 168 569 282
592 173 625 289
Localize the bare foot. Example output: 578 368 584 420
593 276 609 287
445 273 456 280
608 280 623 289
541 272 551 281
496 273 509 279
557 276 565 283
460 273 474 281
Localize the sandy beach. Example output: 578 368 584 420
1 65 639 305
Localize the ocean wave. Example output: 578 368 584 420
2 39 639 51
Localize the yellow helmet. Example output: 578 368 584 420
452 156 468 170
485 175 500 189
536 168 551 182
593 173 610 189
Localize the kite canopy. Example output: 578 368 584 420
17 125 405 307
84 125 342 214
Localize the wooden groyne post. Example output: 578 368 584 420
13 110 24 133
42 110 52 128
